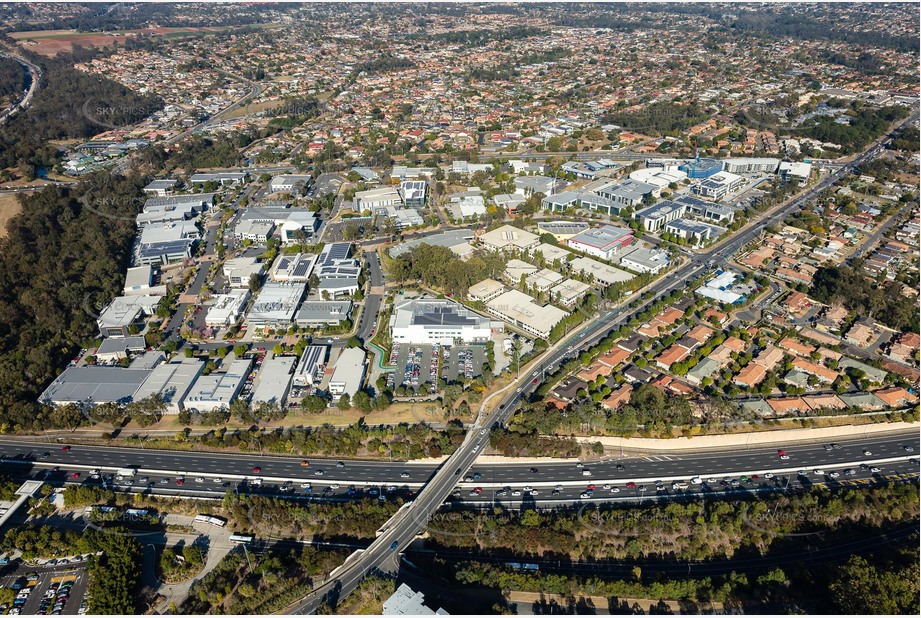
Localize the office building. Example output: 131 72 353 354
390 298 491 345
184 358 253 413
567 225 634 260
328 348 366 397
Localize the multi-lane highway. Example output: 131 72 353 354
280 111 920 612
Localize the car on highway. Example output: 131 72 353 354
337 461 346 468
828 471 840 478
61 446 71 452
844 468 856 476
870 467 882 473
214 477 223 484
637 485 647 493
330 483 340 490
300 460 310 467
176 479 184 485
554 484 563 491
159 478 170 484
530 467 538 473
314 469 324 476
70 472 80 479
40 452 49 459
764 473 775 479
625 482 636 489
863 449 872 456
400 471 410 478
615 464 625 471
195 477 205 483
579 492 591 499
389 541 399 551
813 469 824 475
778 449 790 459
252 466 261 473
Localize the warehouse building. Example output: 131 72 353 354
664 218 726 244
223 257 265 288
328 348 367 397
674 195 736 224
355 187 402 210
270 253 317 283
205 289 251 327
390 298 491 345
132 359 205 414
184 358 253 413
245 282 306 328
39 366 151 407
269 174 311 194
97 295 162 338
293 345 328 387
250 355 296 408
295 300 353 328
190 172 247 186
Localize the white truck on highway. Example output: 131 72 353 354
115 468 137 479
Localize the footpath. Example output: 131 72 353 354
570 420 919 453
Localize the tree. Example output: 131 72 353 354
301 395 328 414
338 394 351 410
126 395 166 427
352 391 374 413
830 555 919 615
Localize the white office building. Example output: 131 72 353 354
223 257 265 288
270 253 317 283
328 348 366 397
246 282 306 328
293 345 328 387
390 298 491 346
205 289 251 327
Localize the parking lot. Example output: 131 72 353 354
0 565 89 615
441 345 486 383
388 344 437 393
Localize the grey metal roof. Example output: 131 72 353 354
39 366 151 405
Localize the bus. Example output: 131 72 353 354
229 534 254 544
194 514 227 527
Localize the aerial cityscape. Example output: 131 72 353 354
0 1 917 615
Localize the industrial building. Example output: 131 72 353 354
355 187 402 210
205 290 251 327
132 359 205 414
628 167 687 192
123 266 163 296
390 298 491 345
293 345 328 387
567 225 634 260
447 190 487 220
143 179 177 196
95 336 147 362
223 257 265 288
777 161 812 184
295 300 353 327
536 221 590 241
38 366 151 407
250 355 296 408
514 175 558 196
184 358 253 413
137 220 200 265
245 282 306 328
189 172 247 186
388 229 474 259
486 289 568 340
328 348 367 397
270 253 317 283
97 295 162 338
593 178 658 209
378 206 424 230
382 583 448 616
269 174 311 193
